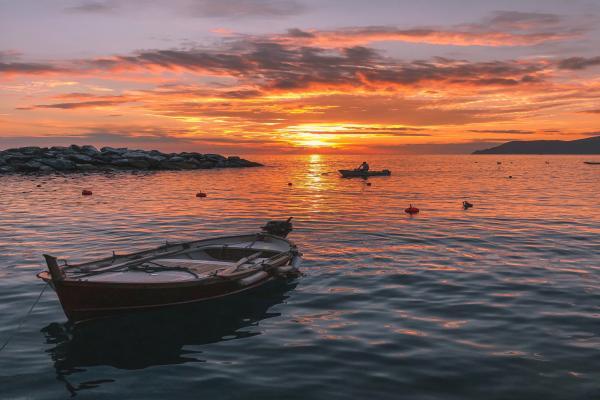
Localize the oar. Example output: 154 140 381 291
69 245 214 278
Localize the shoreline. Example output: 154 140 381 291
0 145 263 174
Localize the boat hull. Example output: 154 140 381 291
37 232 301 323
338 169 391 178
43 273 289 323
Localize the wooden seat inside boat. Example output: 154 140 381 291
147 258 269 274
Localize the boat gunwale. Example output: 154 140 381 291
39 233 298 286
59 232 295 269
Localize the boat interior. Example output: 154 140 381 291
56 234 292 284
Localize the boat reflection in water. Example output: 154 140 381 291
41 280 297 395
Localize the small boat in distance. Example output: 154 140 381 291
339 169 391 178
405 204 419 214
583 161 600 165
37 219 302 323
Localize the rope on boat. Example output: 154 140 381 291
0 282 48 353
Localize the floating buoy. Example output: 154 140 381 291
36 184 42 188
463 201 473 209
196 192 207 198
288 182 293 186
82 189 93 196
497 162 502 165
508 175 513 179
366 182 372 186
405 204 419 214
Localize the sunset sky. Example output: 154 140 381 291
1 0 599 154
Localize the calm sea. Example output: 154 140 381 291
0 154 599 399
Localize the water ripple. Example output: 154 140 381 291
1 155 599 399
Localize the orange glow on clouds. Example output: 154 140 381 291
1 13 599 154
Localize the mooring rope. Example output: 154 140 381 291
0 282 48 353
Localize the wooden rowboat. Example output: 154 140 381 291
339 169 391 178
584 161 600 165
37 220 302 323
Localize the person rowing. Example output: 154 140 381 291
356 161 369 172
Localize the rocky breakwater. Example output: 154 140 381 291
0 145 263 174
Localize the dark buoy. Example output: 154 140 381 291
82 189 93 196
288 182 293 186
508 175 513 179
366 182 372 186
196 192 207 198
36 184 42 188
405 204 419 214
463 201 473 209
497 161 502 165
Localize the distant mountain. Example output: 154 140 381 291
473 136 600 154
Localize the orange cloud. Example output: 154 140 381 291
2 16 599 154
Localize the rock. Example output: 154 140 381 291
195 161 212 169
81 145 100 156
39 158 75 171
39 165 55 173
159 160 195 170
69 154 94 163
14 161 42 172
19 146 44 156
0 145 262 174
4 154 34 164
110 158 132 168
75 163 99 171
128 159 151 169
176 162 198 169
244 160 263 167
101 147 127 156
147 155 166 163
205 154 226 162
122 151 148 159
226 156 244 167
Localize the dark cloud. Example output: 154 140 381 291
94 49 253 74
64 1 115 14
272 10 583 48
486 11 562 30
2 29 586 97
220 89 262 98
358 58 543 88
305 126 431 136
63 0 306 19
23 99 130 110
468 129 534 134
186 0 306 18
286 28 314 38
0 62 62 74
309 131 431 137
558 56 600 70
